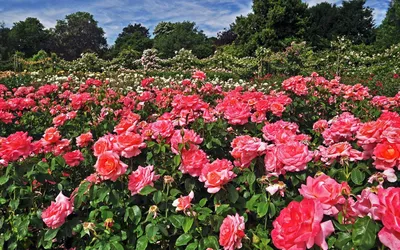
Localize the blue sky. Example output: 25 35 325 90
0 0 391 45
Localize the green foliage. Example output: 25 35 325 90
376 0 400 48
53 12 107 60
113 23 153 56
153 21 214 59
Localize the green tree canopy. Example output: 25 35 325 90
376 0 400 48
336 0 375 45
232 0 309 56
153 21 214 59
0 22 11 60
113 23 153 55
8 17 49 58
53 12 107 60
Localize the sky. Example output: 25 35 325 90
0 0 392 45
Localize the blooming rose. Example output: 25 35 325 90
94 151 127 181
128 165 160 195
53 113 67 126
199 159 236 193
231 135 268 168
219 214 245 250
115 132 146 158
299 174 351 215
43 127 61 145
172 191 194 213
0 131 33 162
372 143 400 170
93 134 115 157
63 150 84 167
41 192 74 229
271 199 334 250
377 187 400 250
265 142 312 175
150 120 174 140
313 119 328 133
170 129 203 155
352 188 380 220
179 147 209 177
76 132 93 147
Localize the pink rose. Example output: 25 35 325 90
172 191 194 213
128 165 160 195
94 151 127 181
231 135 268 168
299 174 350 215
93 134 115 157
271 199 334 250
0 131 32 162
199 159 236 193
179 147 209 177
170 129 203 155
150 120 174 140
352 188 380 220
53 113 67 126
63 150 84 167
76 132 93 147
378 227 400 250
377 187 400 250
219 214 245 250
41 192 74 229
115 132 146 158
192 70 206 81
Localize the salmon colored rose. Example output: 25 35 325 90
43 127 61 145
172 191 194 213
179 147 209 177
199 159 236 193
94 151 127 181
41 192 74 229
76 131 93 147
128 165 160 195
271 199 334 250
299 174 351 215
63 150 84 167
115 132 146 158
150 120 174 140
93 134 115 157
219 213 245 250
373 143 400 170
377 187 400 250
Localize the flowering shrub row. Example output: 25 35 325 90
0 71 399 250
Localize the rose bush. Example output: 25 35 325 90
0 70 399 250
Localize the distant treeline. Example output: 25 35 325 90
0 0 399 61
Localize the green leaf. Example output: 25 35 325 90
44 228 60 241
145 224 159 242
176 234 193 246
336 232 353 250
199 198 207 207
111 242 124 250
153 191 163 204
139 185 157 195
173 155 181 166
351 168 365 185
183 217 194 233
352 216 379 249
132 206 142 225
136 236 148 250
257 202 269 218
169 215 184 228
227 184 239 203
0 175 9 185
216 204 230 215
186 242 198 250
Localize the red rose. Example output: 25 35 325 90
63 150 84 167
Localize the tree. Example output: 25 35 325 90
113 23 152 56
153 21 214 59
336 0 375 45
215 27 237 47
0 22 11 60
8 17 49 58
376 0 400 48
53 12 107 60
232 0 309 56
306 2 340 49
